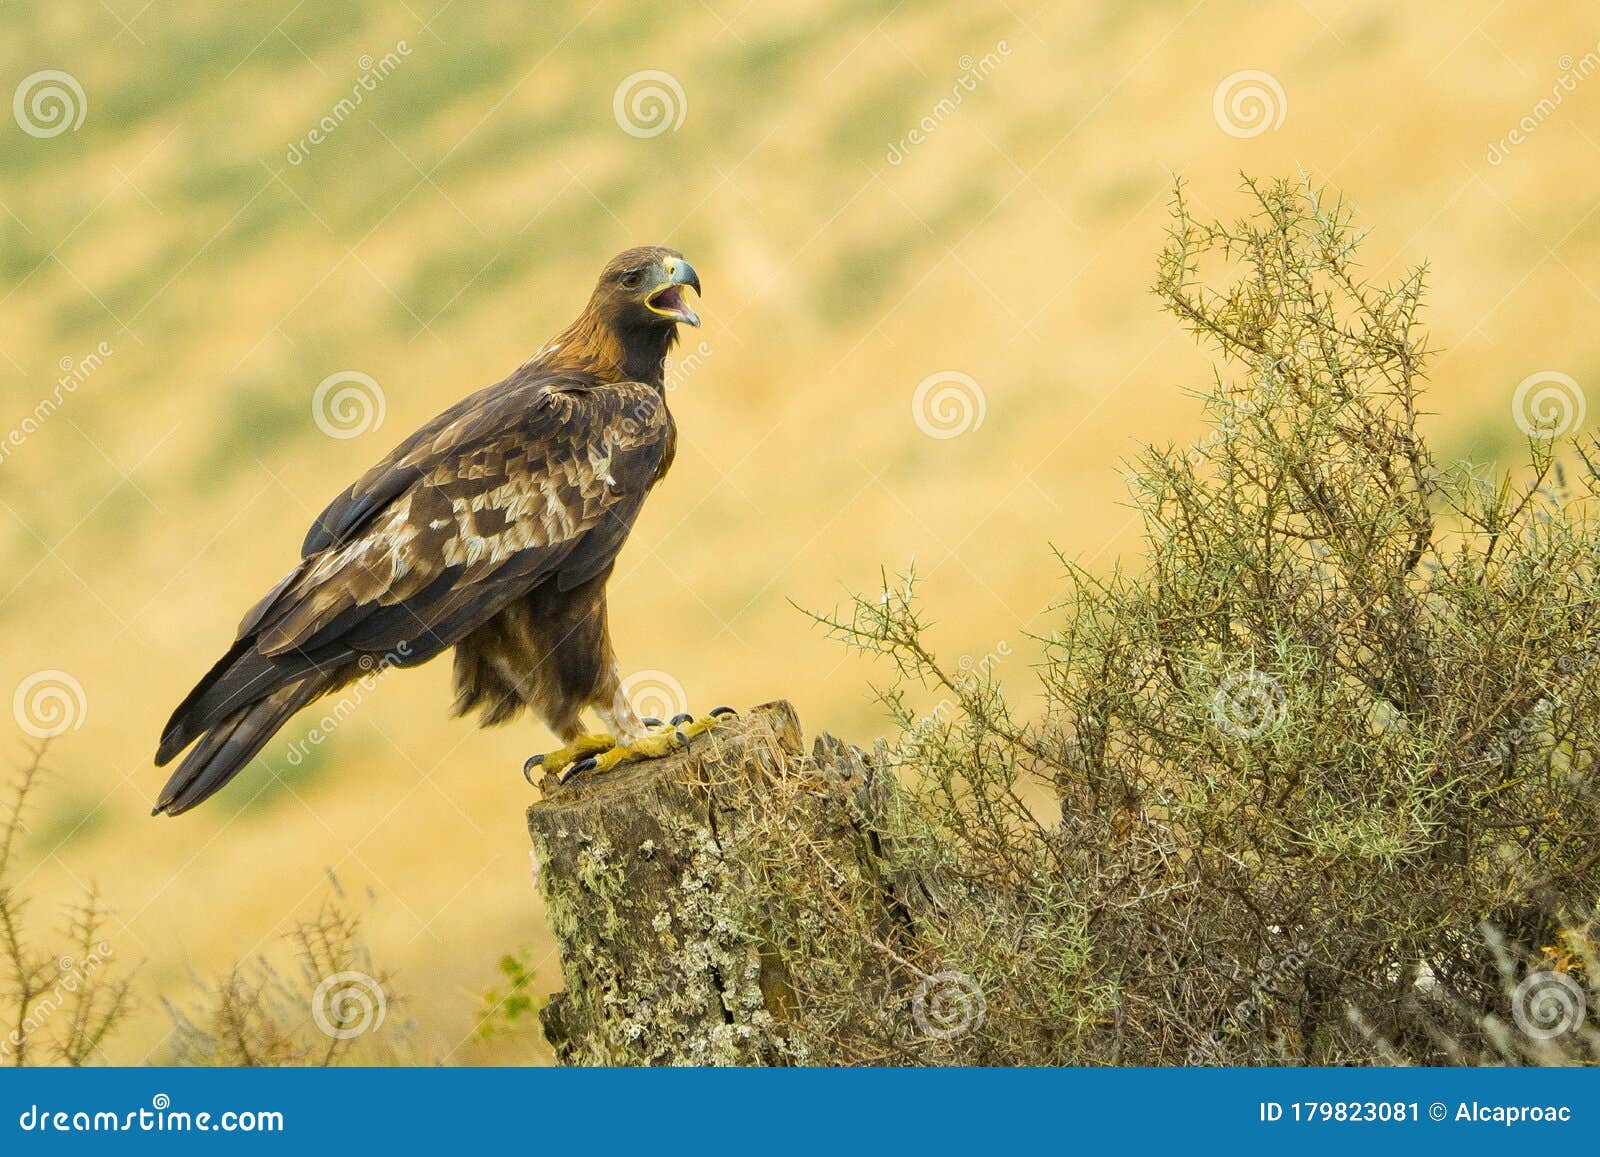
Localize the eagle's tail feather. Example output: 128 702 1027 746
152 677 330 816
156 638 278 767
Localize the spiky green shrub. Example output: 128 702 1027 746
161 880 411 1066
812 177 1599 1064
1 747 408 1066
0 745 133 1066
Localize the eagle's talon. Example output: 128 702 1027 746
561 756 600 782
668 709 730 749
640 716 663 727
540 707 735 785
528 732 615 785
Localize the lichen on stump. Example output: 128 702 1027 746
527 700 931 1065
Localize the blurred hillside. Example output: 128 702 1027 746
1 0 1597 1062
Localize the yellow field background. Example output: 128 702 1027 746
2 0 1597 1063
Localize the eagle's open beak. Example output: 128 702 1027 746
646 256 701 327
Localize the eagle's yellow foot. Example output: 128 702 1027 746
560 707 737 783
523 732 614 785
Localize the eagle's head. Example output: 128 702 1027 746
590 245 701 331
554 246 703 384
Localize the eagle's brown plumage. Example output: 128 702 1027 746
153 246 701 816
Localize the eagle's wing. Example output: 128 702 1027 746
153 372 670 811
249 375 668 660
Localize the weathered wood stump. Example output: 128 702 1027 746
527 701 930 1065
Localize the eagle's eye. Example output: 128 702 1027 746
619 269 644 290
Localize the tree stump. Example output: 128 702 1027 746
527 700 929 1065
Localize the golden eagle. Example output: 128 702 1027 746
153 246 726 816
